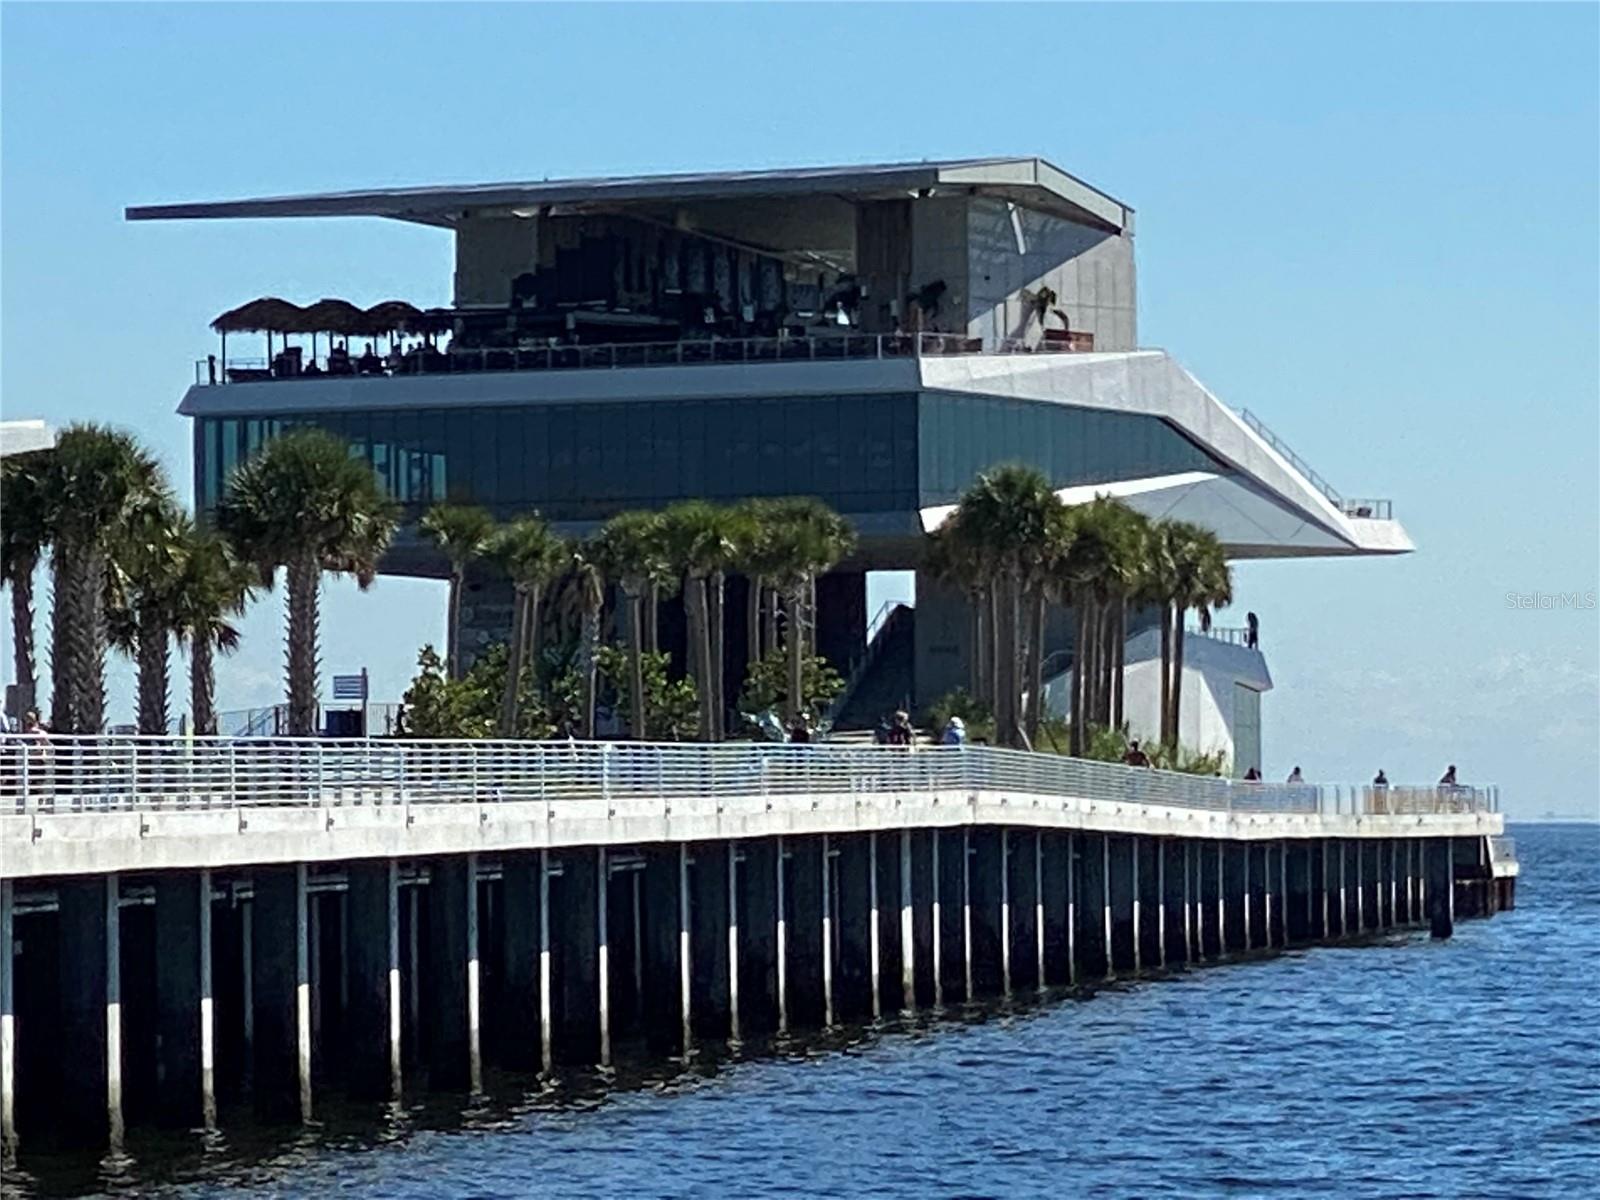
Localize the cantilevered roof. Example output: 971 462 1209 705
125 156 1132 233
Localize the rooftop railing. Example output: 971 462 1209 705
1236 408 1395 521
1184 625 1255 648
0 735 1495 820
193 330 1099 387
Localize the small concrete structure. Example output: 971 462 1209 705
0 737 1515 1159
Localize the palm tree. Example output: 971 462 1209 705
659 501 724 741
944 467 1061 748
490 515 568 736
107 498 192 735
41 424 168 733
174 529 256 735
594 510 669 739
420 503 497 679
0 450 52 712
756 498 856 726
565 544 606 739
1164 522 1232 743
218 429 397 736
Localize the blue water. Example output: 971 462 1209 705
9 824 1598 1198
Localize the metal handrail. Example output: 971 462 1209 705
1184 625 1253 647
0 734 1496 819
193 331 1101 386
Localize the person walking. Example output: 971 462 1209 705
1246 611 1260 650
1286 765 1304 783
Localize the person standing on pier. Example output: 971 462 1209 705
1286 766 1304 783
1246 611 1260 649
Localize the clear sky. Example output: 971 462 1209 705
2 3 1596 817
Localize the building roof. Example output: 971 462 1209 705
126 156 1133 232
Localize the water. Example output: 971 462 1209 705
8 824 1597 1199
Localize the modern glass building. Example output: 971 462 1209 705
137 157 1413 767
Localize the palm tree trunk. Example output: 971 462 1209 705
786 583 805 725
69 546 108 736
1071 598 1089 756
709 569 726 741
285 549 320 737
191 635 217 736
1112 601 1127 731
136 611 170 735
644 582 659 655
986 584 1001 721
627 589 647 739
580 606 599 739
807 576 818 655
500 586 528 737
1164 604 1177 748
969 587 985 698
763 587 779 663
1025 587 1045 744
1169 606 1188 747
50 547 77 731
746 574 763 669
1099 602 1116 727
446 566 464 679
9 550 36 707
685 575 712 740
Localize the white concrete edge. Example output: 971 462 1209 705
0 791 1503 881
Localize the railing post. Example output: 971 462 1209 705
396 745 407 805
316 741 326 805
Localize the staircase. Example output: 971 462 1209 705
830 604 916 731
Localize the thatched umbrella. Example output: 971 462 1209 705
210 297 307 372
298 298 368 337
363 300 423 334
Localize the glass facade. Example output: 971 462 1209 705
917 392 1221 506
194 390 1225 523
196 393 920 520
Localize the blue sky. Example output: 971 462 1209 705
2 3 1596 816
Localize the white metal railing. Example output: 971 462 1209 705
1185 625 1254 648
193 330 1100 386
0 735 1496 820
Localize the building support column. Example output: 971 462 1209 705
999 830 1012 996
724 843 740 1043
597 848 611 1066
968 828 1004 996
868 832 884 1017
785 836 825 1030
556 849 603 1064
1427 840 1455 939
935 829 968 1003
835 834 874 1020
775 837 789 1032
0 880 14 1159
820 835 835 1026
1223 844 1247 954
249 866 310 1123
1102 835 1116 979
154 873 205 1128
909 830 936 1007
1130 836 1143 973
424 857 472 1088
1066 833 1079 985
739 838 778 1036
345 860 401 1099
497 854 541 1072
900 830 916 1011
1038 833 1068 988
961 829 975 1000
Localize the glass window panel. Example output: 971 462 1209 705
496 409 522 511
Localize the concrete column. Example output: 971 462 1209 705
1102 835 1116 979
1182 840 1194 962
899 831 916 1010
935 829 968 1002
1426 839 1454 939
1355 839 1366 932
679 846 694 1045
57 878 117 1145
1241 841 1253 950
1033 834 1046 991
1066 833 1079 985
497 854 542 1072
968 828 1005 996
868 832 883 1017
154 873 204 1128
1 879 14 1157
999 830 1012 996
739 838 778 1036
821 835 835 1025
929 831 944 1005
1209 844 1222 960
785 836 825 1030
1262 843 1274 948
1156 838 1167 968
1222 844 1246 954
241 891 254 1089
425 857 472 1087
1109 836 1136 974
1389 841 1399 928
556 849 603 1063
635 847 686 1054
1405 839 1416 923
961 829 975 1000
775 837 789 1032
1004 827 1040 993
724 843 739 1043
345 860 401 1099
1038 833 1068 988
250 866 309 1123
105 875 123 1149
835 834 874 1019
406 885 421 1071
597 848 611 1066
1337 840 1349 937
1285 841 1308 943
909 830 936 1007
689 843 731 1039
1417 838 1427 921
1130 835 1143 972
